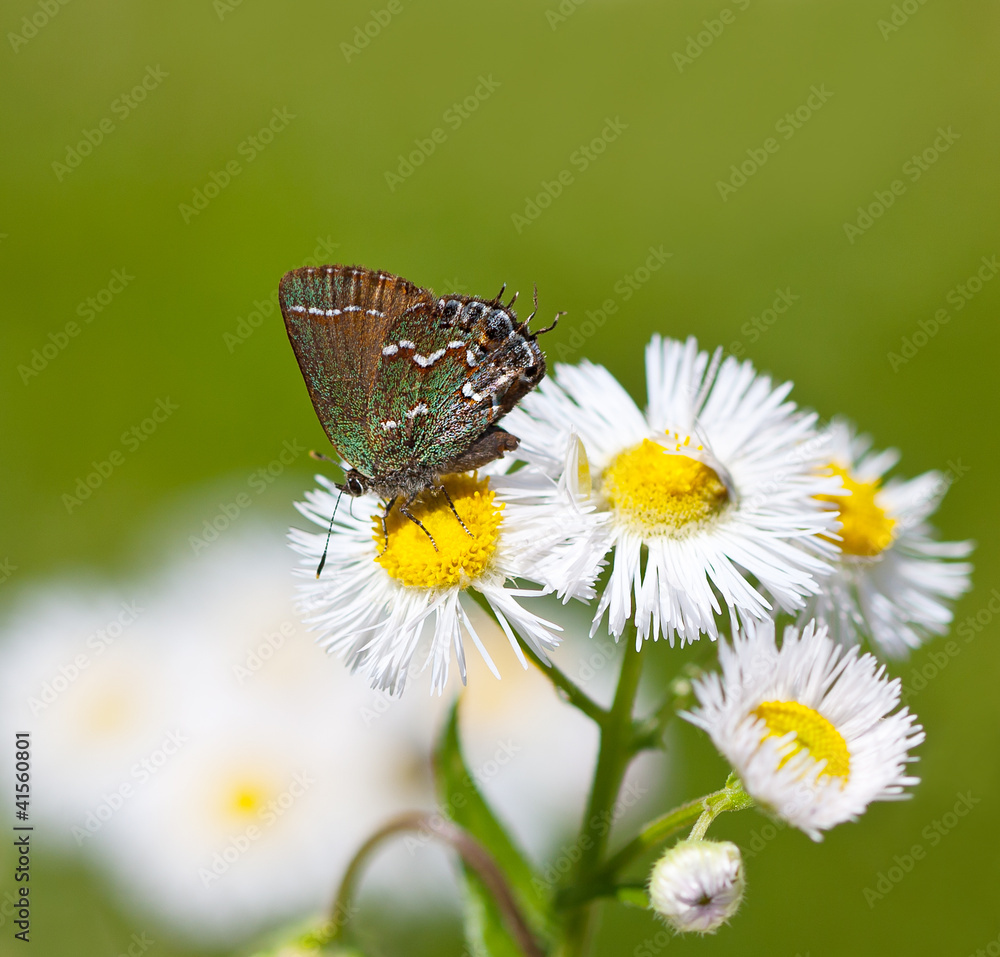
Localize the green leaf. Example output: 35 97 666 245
460 876 527 957
434 700 553 955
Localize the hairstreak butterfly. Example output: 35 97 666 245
279 265 558 572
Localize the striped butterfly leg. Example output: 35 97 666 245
377 495 398 557
397 493 440 552
429 483 473 540
398 425 521 547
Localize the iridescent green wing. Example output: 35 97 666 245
279 264 431 476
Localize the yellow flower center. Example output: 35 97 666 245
817 464 895 556
375 473 503 588
752 700 851 780
601 433 729 535
226 781 269 818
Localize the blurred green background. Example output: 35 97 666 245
2 0 999 954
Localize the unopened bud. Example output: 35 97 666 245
648 839 745 934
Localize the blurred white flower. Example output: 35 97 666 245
803 418 973 657
290 465 602 695
505 335 839 648
103 697 429 943
0 526 442 944
0 583 185 839
684 618 924 841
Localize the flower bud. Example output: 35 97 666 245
647 839 745 934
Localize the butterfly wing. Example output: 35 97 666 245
378 293 546 470
279 265 433 476
280 266 546 487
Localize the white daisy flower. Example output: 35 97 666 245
683 618 925 841
647 840 745 934
290 463 601 695
504 335 840 647
803 418 973 657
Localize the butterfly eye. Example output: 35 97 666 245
484 309 514 341
442 300 460 319
345 472 366 496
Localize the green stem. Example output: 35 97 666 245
590 795 712 894
522 642 609 726
560 627 645 956
566 776 756 904
317 811 545 957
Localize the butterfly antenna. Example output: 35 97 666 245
525 283 539 324
316 486 346 578
310 450 338 464
533 309 564 337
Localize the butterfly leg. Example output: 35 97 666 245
431 484 473 539
399 494 439 552
377 495 398 556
